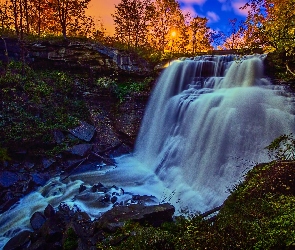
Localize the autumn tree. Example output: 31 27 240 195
188 16 212 53
0 1 12 33
112 0 154 49
148 0 185 53
242 0 295 74
29 0 56 36
47 0 93 39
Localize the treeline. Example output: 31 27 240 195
112 0 213 56
0 0 98 39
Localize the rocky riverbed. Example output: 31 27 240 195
0 82 177 249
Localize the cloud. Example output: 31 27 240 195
178 0 207 6
181 5 199 17
207 11 220 23
218 0 249 16
232 1 249 16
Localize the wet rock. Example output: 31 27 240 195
79 184 87 193
0 171 19 187
91 182 105 192
41 218 63 243
0 197 19 213
96 203 175 231
100 194 111 202
42 158 55 169
131 194 157 204
31 173 50 186
69 121 95 142
110 196 118 204
3 230 32 250
68 144 92 157
44 204 55 218
31 212 47 230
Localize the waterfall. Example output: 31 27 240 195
119 54 295 210
1 55 295 247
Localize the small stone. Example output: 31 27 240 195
110 196 118 204
79 184 87 193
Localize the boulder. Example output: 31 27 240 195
30 212 47 231
3 230 32 250
68 144 92 157
31 173 50 186
69 122 95 142
96 203 175 231
0 171 19 188
44 204 55 218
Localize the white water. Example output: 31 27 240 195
1 55 295 248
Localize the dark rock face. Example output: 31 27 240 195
67 144 93 157
0 38 152 75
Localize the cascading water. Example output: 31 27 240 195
1 55 295 248
127 54 295 210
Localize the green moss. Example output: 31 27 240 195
0 147 11 162
63 228 78 250
0 61 90 155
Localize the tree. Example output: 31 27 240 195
112 0 154 49
188 16 212 53
0 1 12 34
148 0 185 53
47 0 92 39
242 0 295 74
218 19 247 50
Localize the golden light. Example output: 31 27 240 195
171 31 177 37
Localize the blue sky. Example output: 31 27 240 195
178 0 249 34
88 0 249 36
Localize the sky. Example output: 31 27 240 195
86 0 250 36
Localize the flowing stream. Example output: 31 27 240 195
1 55 295 247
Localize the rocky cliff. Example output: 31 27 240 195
0 38 152 75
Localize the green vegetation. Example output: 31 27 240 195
96 76 154 103
0 60 154 158
63 227 78 250
0 61 90 156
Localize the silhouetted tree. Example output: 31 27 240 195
47 0 92 39
112 0 154 49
